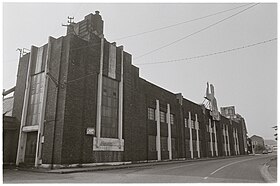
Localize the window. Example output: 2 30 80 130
196 122 199 130
101 76 119 138
184 118 188 128
161 137 168 151
148 108 155 120
26 72 45 126
170 114 174 125
191 120 195 129
160 111 166 123
225 109 228 115
148 136 156 152
34 47 44 74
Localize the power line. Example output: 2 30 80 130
134 38 277 66
60 38 278 84
133 3 260 61
114 3 253 41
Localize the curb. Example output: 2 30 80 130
47 155 248 174
13 155 249 174
260 157 277 183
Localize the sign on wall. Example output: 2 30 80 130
93 137 124 151
86 128 95 135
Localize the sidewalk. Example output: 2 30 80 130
267 157 277 181
12 155 247 174
261 156 277 183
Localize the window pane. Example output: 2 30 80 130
170 114 174 125
148 108 155 120
101 76 119 138
160 111 166 123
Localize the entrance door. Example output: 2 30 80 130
24 132 37 164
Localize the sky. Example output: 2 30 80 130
2 2 278 140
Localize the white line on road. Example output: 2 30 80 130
203 156 268 180
159 163 197 171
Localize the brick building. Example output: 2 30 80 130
250 135 265 154
220 106 248 153
12 11 247 168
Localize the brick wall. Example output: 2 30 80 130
12 54 30 121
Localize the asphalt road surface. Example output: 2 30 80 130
3 154 276 183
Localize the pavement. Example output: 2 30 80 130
4 154 276 183
13 155 247 174
261 155 277 182
3 154 277 183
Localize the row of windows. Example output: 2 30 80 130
184 118 196 129
148 108 174 124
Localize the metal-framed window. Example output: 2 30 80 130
160 111 166 123
184 118 188 128
170 114 174 125
191 120 195 129
148 108 155 120
26 72 45 126
101 76 119 138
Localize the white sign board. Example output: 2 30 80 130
86 128 95 135
93 137 124 151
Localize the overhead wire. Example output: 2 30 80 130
5 4 258 63
133 3 260 61
113 3 254 41
5 3 269 85
134 38 277 66
62 37 277 84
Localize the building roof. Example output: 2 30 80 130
3 96 14 116
250 135 264 141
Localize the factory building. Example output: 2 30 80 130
11 11 247 168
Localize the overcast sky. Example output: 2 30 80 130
2 3 277 140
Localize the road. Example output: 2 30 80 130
3 154 276 183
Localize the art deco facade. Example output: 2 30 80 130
12 11 247 168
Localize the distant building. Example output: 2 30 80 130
3 96 14 116
220 106 248 153
3 90 19 165
11 11 248 168
250 135 265 154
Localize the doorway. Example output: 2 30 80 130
24 132 37 164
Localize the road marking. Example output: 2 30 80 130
159 163 197 171
203 156 267 180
